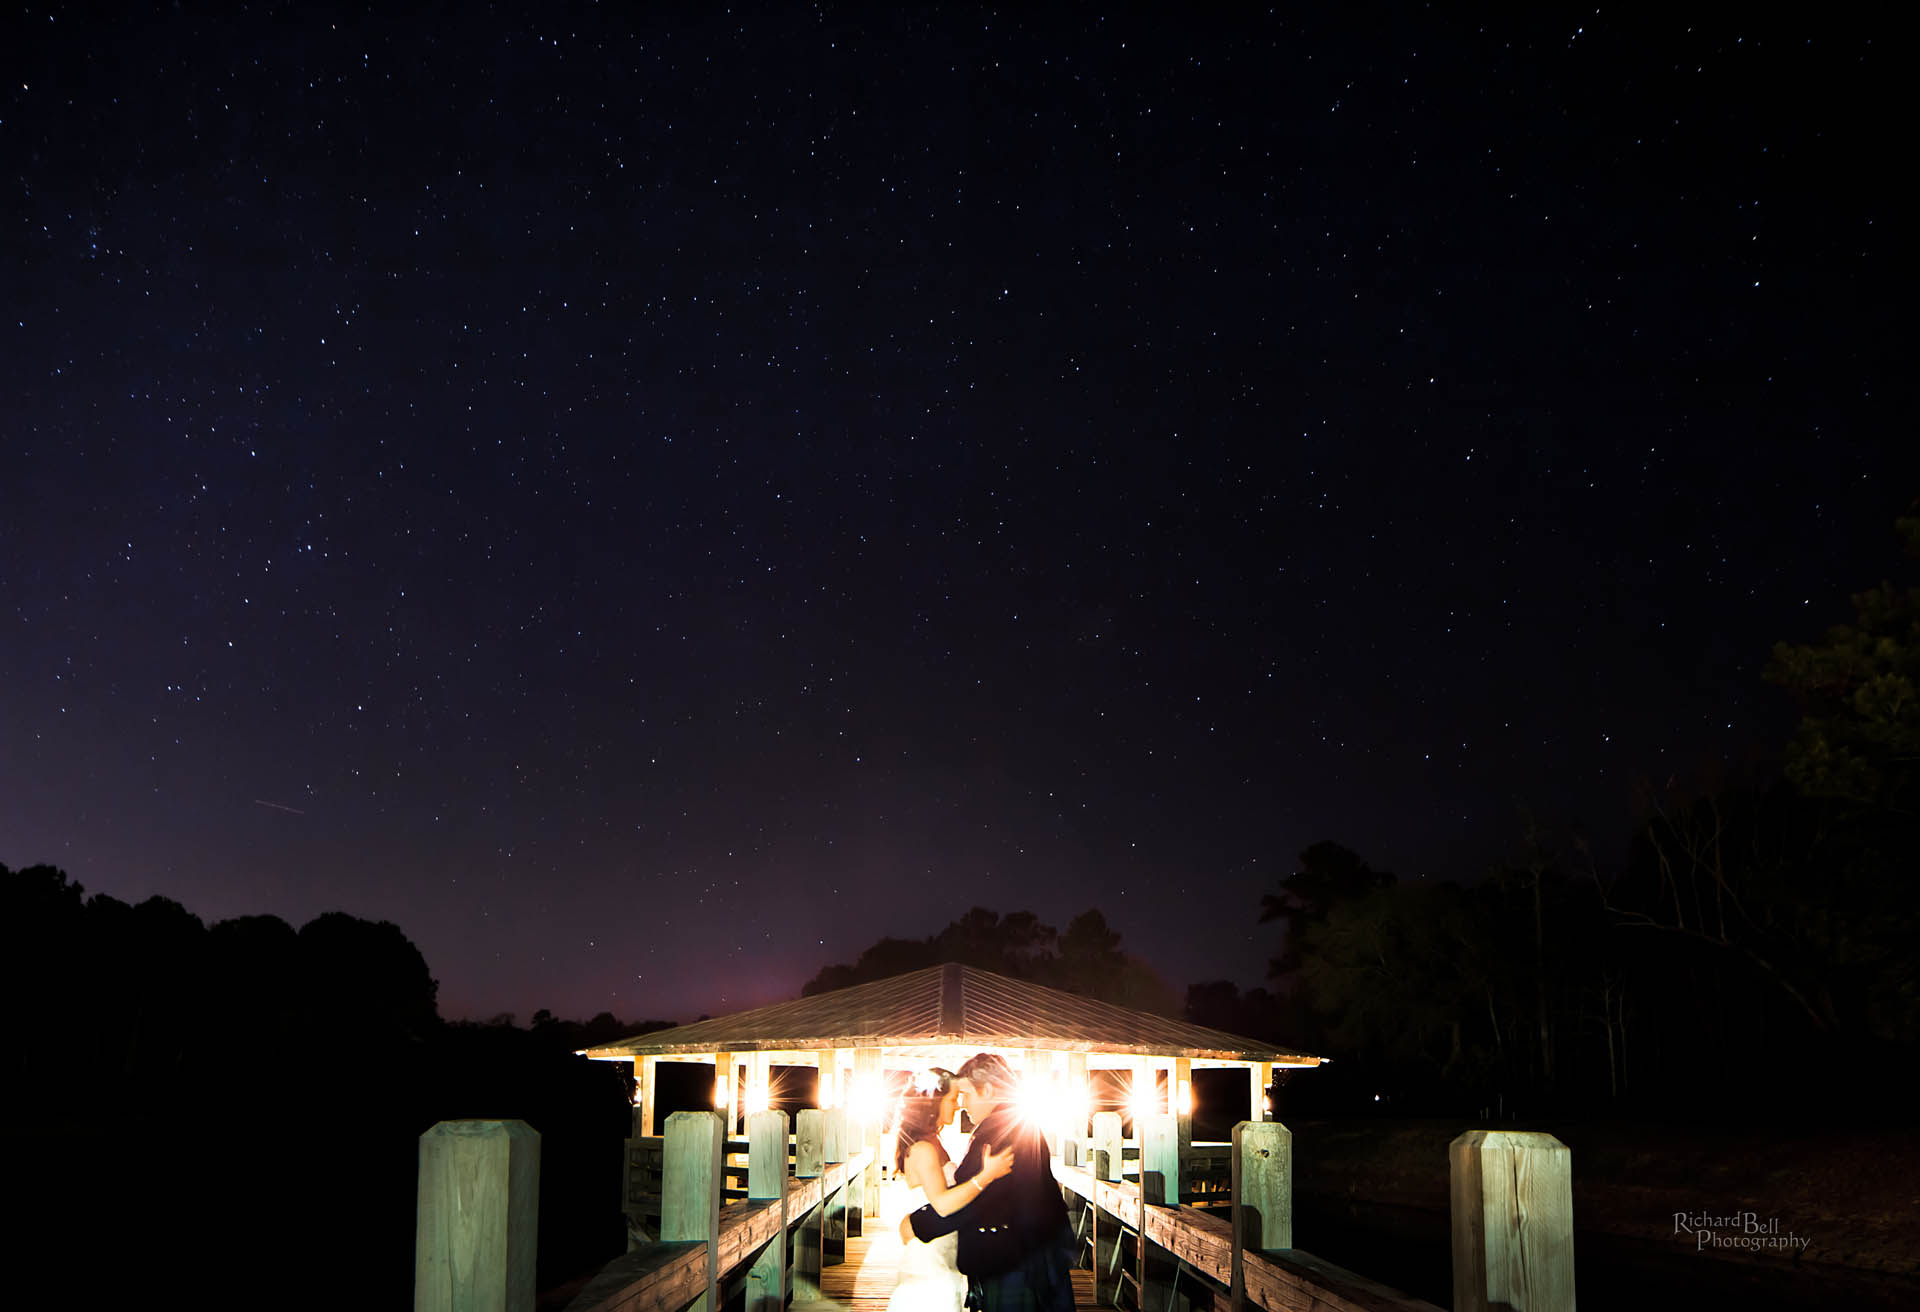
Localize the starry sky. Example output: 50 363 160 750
4 4 1910 1023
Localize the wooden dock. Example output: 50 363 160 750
816 1231 1100 1312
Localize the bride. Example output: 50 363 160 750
884 1069 1012 1312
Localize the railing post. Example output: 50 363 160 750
1089 1111 1123 1304
1091 1110 1123 1183
1140 1112 1179 1206
823 1107 848 1263
1230 1120 1292 1309
746 1109 789 1312
415 1119 540 1312
663 1110 724 1312
794 1108 826 1300
1139 1112 1178 1308
1450 1130 1575 1312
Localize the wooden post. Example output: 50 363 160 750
1140 1112 1179 1207
1174 1056 1193 1200
813 1049 837 1111
415 1119 540 1312
1450 1130 1575 1312
823 1108 848 1262
1230 1120 1292 1310
714 1052 738 1136
634 1056 657 1138
1067 1051 1090 1148
1091 1110 1123 1183
746 1110 789 1312
853 1048 883 1219
794 1108 825 1300
1249 1062 1271 1123
1090 1111 1122 1304
662 1111 724 1312
748 1051 772 1117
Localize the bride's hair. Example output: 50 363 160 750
890 1068 955 1172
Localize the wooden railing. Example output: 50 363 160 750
1056 1114 1573 1312
569 1108 870 1312
416 1114 1574 1312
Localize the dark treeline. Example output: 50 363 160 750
2 866 656 1308
1191 519 1920 1123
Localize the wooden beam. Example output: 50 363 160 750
1449 1130 1575 1312
415 1119 540 1312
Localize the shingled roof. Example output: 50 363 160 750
582 963 1321 1064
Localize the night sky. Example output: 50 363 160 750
4 5 1909 1023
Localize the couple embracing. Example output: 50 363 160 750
886 1053 1076 1312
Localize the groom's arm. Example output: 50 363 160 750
907 1129 990 1242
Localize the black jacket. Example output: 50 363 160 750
907 1106 1068 1277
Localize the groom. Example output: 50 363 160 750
904 1053 1075 1312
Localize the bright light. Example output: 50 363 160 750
1178 1080 1193 1117
713 1078 728 1109
1129 1076 1160 1125
1015 1074 1063 1128
849 1074 885 1124
745 1082 770 1116
1068 1081 1092 1129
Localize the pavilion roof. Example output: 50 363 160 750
581 963 1321 1064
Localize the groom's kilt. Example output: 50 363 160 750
967 1227 1076 1312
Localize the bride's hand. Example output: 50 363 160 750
979 1143 1014 1185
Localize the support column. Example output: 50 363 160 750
748 1050 772 1117
1066 1050 1090 1146
1174 1055 1193 1185
1250 1062 1272 1123
814 1048 837 1110
853 1047 883 1218
715 1052 738 1136
635 1056 657 1138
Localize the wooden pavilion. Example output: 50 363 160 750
421 965 1573 1312
583 962 1322 1162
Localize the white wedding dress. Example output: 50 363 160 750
883 1164 967 1312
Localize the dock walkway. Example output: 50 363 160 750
816 1231 1100 1312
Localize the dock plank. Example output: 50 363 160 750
814 1233 1099 1312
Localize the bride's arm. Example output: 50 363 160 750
901 1140 1014 1217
